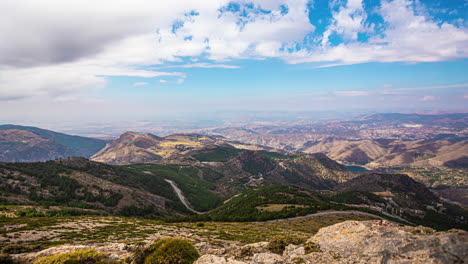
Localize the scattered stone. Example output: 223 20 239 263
195 255 246 264
11 220 468 264
196 220 468 264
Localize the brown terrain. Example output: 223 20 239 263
91 132 277 165
203 113 468 169
300 139 468 169
6 218 467 264
0 129 77 162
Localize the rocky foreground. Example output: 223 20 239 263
196 220 468 263
12 220 467 264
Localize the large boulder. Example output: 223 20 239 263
307 220 468 263
196 220 467 264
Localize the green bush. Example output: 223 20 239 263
268 235 306 254
303 241 322 254
141 238 199 264
33 249 118 264
2 244 42 254
268 235 305 254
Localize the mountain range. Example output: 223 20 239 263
0 125 107 162
299 139 467 169
0 119 467 264
206 113 468 169
91 131 278 165
0 121 467 229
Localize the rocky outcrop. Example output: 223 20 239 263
307 220 467 263
10 220 467 264
195 220 468 264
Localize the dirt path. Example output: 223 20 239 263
263 210 402 224
165 179 203 215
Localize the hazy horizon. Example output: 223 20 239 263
1 0 467 128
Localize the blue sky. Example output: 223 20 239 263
0 0 467 128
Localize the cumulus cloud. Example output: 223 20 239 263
284 0 468 65
322 0 369 44
0 0 466 100
0 0 311 100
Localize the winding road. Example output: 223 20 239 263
263 210 402 224
165 179 203 215
164 178 411 224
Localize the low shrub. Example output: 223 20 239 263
303 241 322 254
136 238 199 264
33 249 118 264
2 244 42 254
267 235 306 254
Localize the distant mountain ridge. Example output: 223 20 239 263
0 124 107 162
91 131 280 165
355 112 468 126
300 139 468 169
91 131 357 192
205 113 468 169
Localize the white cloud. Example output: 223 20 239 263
160 79 169 83
0 0 312 100
157 63 240 69
284 0 468 65
323 0 369 44
0 62 182 100
335 91 370 96
421 95 436 101
0 0 466 101
133 82 149 86
177 78 185 85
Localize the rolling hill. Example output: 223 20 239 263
91 131 278 165
333 173 468 230
205 113 468 170
0 157 195 217
0 142 357 219
0 125 107 162
1 155 466 230
299 139 468 169
92 131 359 195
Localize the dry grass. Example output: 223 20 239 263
372 192 395 197
159 141 202 148
256 204 308 212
